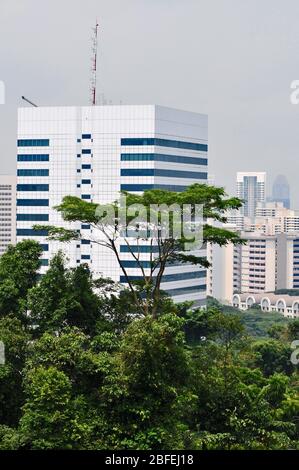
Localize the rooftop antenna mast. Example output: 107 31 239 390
90 20 99 105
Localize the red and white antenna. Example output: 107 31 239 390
90 20 99 105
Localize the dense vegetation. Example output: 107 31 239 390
207 297 292 339
0 240 298 450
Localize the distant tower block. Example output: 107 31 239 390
236 172 266 219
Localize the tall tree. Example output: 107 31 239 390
27 252 69 334
27 252 105 335
35 184 244 317
0 240 42 318
0 316 30 426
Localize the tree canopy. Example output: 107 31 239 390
0 241 297 450
35 184 244 317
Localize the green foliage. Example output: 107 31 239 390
27 252 69 334
0 317 30 426
208 297 292 339
191 340 297 449
19 365 101 450
0 241 298 450
287 320 299 340
20 366 74 449
27 252 109 336
0 240 42 318
252 339 294 377
98 313 196 449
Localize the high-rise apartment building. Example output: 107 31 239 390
209 229 299 302
236 172 266 218
276 233 299 290
0 175 16 255
16 105 208 306
234 202 299 235
233 233 277 293
234 232 299 293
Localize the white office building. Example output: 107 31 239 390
16 105 208 306
0 175 16 255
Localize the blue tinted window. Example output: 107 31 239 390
121 138 208 152
17 154 49 162
121 168 207 179
81 254 90 260
17 184 49 191
77 169 81 173
121 260 152 268
17 214 49 221
121 138 156 146
121 154 154 161
120 270 206 283
17 228 48 236
40 244 49 251
120 184 187 192
17 169 49 176
120 245 159 253
120 260 182 269
81 179 91 184
81 224 90 229
77 154 81 158
121 153 208 165
77 139 81 143
40 259 49 266
82 134 91 139
77 184 81 188
17 199 49 206
81 195 91 199
18 139 49 147
165 284 206 296
82 164 91 169
122 169 154 176
82 149 91 154
81 239 90 244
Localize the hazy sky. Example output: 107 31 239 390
1 0 299 204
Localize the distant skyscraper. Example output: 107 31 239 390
0 175 16 255
236 172 266 218
271 174 290 209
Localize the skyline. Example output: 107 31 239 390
1 0 299 205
